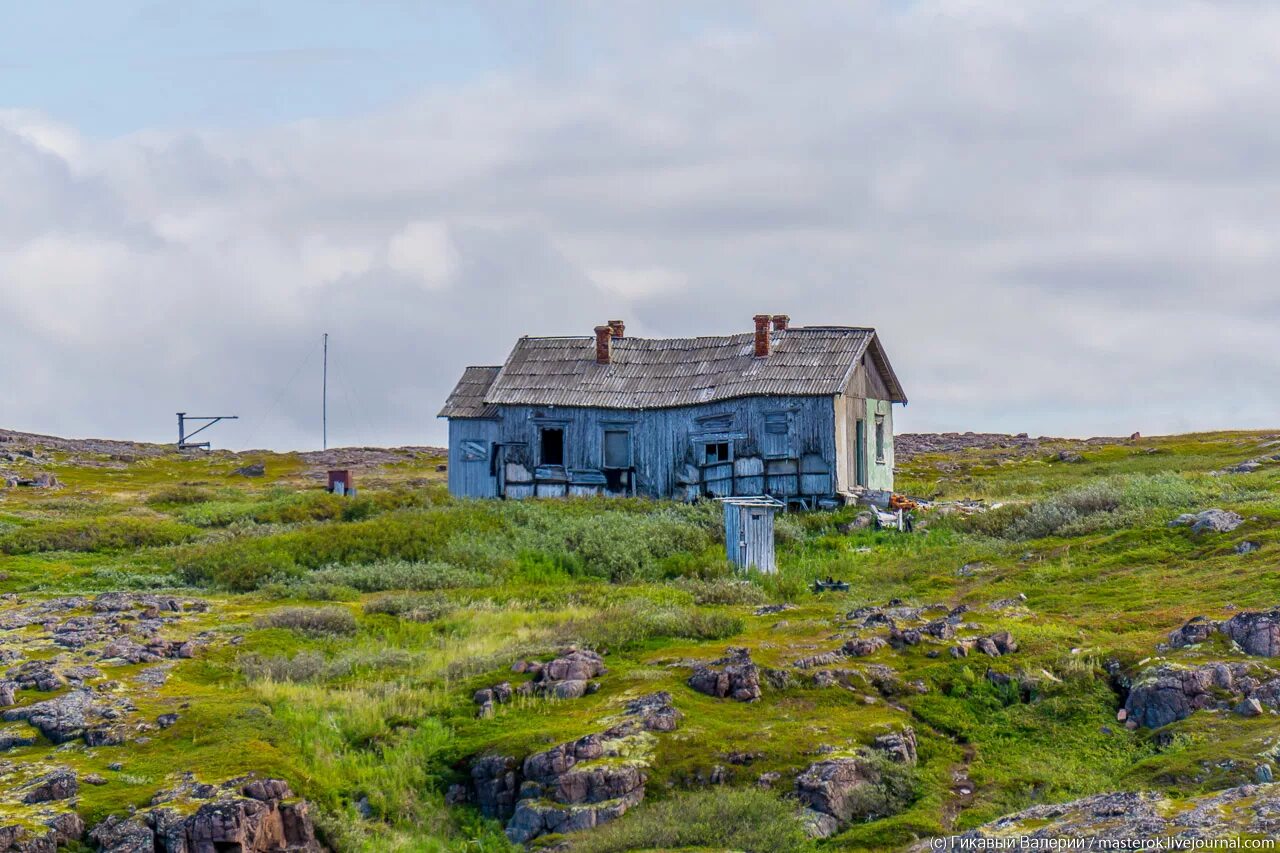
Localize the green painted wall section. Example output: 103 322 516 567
865 398 895 491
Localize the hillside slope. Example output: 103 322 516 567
0 429 1277 851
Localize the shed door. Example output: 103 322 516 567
743 508 776 573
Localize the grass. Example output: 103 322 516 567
0 430 1278 850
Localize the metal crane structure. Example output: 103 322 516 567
176 412 238 450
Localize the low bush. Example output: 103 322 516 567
305 560 487 592
674 577 768 606
145 485 217 506
363 592 456 622
970 474 1204 541
260 582 361 602
239 650 345 682
567 603 743 650
176 538 298 591
570 787 814 853
256 606 358 636
0 516 198 555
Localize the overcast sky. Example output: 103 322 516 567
4 1 1279 450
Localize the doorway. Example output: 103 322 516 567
855 419 867 487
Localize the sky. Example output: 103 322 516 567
4 1 1280 450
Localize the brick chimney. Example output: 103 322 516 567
607 319 625 339
771 314 790 332
753 314 772 358
595 325 613 364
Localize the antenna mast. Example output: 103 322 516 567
322 332 329 451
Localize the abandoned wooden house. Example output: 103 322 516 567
438 315 907 505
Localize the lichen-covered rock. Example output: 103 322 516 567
842 637 887 657
1170 509 1244 534
1125 663 1228 728
2 688 98 743
918 784 1280 848
0 811 85 852
90 777 318 852
621 692 680 732
872 727 918 765
1221 609 1280 657
687 648 761 702
794 729 918 830
517 648 607 702
1169 615 1218 648
21 769 78 803
505 788 643 845
1121 662 1280 728
89 816 155 853
472 755 521 821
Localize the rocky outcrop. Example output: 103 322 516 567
89 776 320 853
513 648 607 701
21 769 78 804
1168 609 1280 657
468 692 680 845
622 691 680 733
505 731 650 845
918 784 1280 848
794 727 919 838
1221 610 1280 657
472 755 521 821
1124 661 1280 728
687 647 761 702
842 637 888 657
1170 509 1244 534
0 813 84 852
473 682 513 718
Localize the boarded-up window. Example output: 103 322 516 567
763 412 790 458
875 415 886 462
603 429 631 468
460 440 488 461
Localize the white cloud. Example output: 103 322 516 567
4 3 1280 448
386 221 458 289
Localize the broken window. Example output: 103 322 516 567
460 440 488 461
603 429 631 468
704 441 731 464
875 415 886 463
540 427 565 466
763 412 790 458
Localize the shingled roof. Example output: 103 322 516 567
438 327 905 417
438 365 502 418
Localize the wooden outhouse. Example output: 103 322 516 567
721 496 785 573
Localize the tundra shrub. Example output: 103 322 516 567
572 604 743 650
257 606 358 636
176 538 298 591
675 577 768 606
306 561 486 592
570 788 813 853
363 592 456 622
146 485 217 506
0 516 197 555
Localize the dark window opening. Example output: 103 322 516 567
603 429 631 468
704 441 731 464
874 415 886 463
540 428 565 466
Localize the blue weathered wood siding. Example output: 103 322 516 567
448 394 847 500
447 418 501 498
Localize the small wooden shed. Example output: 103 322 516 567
721 496 784 574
